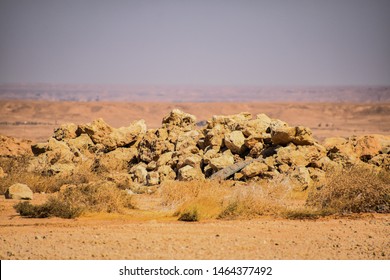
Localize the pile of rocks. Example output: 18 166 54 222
25 109 390 191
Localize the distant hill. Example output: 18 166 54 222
0 84 389 102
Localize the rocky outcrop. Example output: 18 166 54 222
20 109 389 192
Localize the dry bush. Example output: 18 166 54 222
14 198 82 219
159 180 233 220
159 179 294 221
307 166 390 214
58 181 134 214
0 156 101 194
14 181 134 219
218 183 290 219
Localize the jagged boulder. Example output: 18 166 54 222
209 150 234 171
156 151 175 168
241 161 269 178
178 165 204 181
110 120 146 148
162 109 196 129
77 118 145 150
77 118 115 147
271 126 315 146
275 143 326 167
224 131 246 154
208 112 252 130
96 147 137 172
241 113 272 137
53 123 78 141
5 183 33 200
157 165 177 182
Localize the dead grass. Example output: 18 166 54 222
307 166 390 214
159 179 295 221
0 156 101 194
14 181 135 219
58 181 135 214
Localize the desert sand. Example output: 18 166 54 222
1 194 389 260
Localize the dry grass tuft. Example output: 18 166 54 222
159 179 294 221
307 166 390 214
14 181 134 219
0 156 101 194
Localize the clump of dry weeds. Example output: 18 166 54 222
159 179 294 221
14 181 134 219
307 166 390 214
0 156 101 194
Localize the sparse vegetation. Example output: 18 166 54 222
160 179 292 221
178 207 199 222
14 181 134 219
0 156 100 194
14 198 82 219
307 166 390 214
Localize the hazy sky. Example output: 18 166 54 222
0 0 389 86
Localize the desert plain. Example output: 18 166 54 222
0 86 389 260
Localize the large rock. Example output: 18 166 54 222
177 154 202 169
162 109 196 129
208 112 252 130
5 183 33 200
77 118 115 148
275 143 326 167
271 126 315 146
241 161 269 178
110 120 147 148
156 152 175 167
157 165 177 182
96 147 137 172
178 165 205 181
224 131 246 154
53 123 78 141
241 114 272 137
209 150 235 171
67 134 95 156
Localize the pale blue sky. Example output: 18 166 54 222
0 0 389 86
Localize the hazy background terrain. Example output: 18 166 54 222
1 0 389 88
1 1 389 141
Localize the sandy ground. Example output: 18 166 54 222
0 194 389 260
1 100 389 260
1 100 389 142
